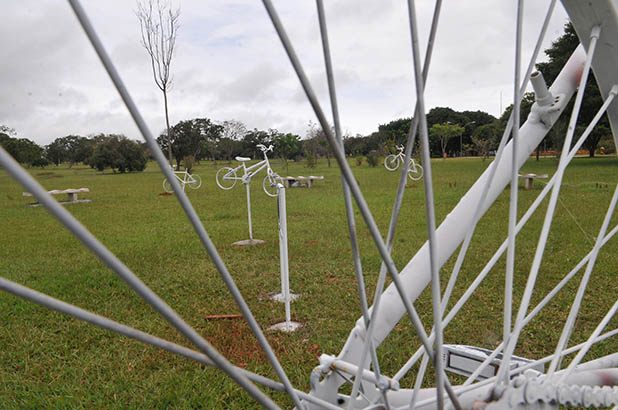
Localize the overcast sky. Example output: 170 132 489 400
1 1 569 146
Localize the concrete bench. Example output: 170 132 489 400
518 173 548 190
23 188 91 206
282 175 324 188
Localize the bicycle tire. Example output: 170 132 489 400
384 154 400 171
215 167 237 190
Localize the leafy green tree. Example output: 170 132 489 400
0 130 45 167
45 135 94 167
159 118 222 168
273 131 300 172
241 129 272 158
219 120 247 162
429 122 464 160
306 122 336 167
536 22 609 157
471 122 500 160
0 125 16 137
89 134 147 173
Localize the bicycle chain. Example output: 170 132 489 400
485 375 618 408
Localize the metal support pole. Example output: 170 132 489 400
246 183 253 241
279 184 290 324
233 181 264 246
270 184 300 332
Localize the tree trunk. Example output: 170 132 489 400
163 89 173 167
536 147 540 161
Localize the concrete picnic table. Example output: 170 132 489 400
281 175 324 188
23 188 91 206
518 173 548 190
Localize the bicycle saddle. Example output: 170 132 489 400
235 156 251 162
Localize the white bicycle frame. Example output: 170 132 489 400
232 146 276 185
389 144 421 173
170 170 197 191
4 1 618 409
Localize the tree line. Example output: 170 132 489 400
2 23 614 171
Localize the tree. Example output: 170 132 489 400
471 123 500 160
272 131 300 172
89 134 147 173
219 120 247 162
45 135 94 167
429 122 464 160
536 22 609 157
0 125 16 138
241 129 272 158
0 129 46 167
306 122 335 167
136 0 180 166
159 118 222 168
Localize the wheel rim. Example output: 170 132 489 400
162 178 173 193
215 167 236 190
407 163 423 181
385 155 399 171
188 174 201 189
263 174 279 197
2 1 618 409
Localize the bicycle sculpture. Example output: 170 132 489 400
384 144 424 181
162 167 202 193
215 144 282 197
2 1 618 409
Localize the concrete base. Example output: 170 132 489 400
27 199 91 207
268 321 302 332
232 239 266 246
270 292 300 303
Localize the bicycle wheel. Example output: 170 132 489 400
407 162 423 181
162 178 174 193
215 167 237 190
262 173 281 197
187 174 202 190
3 2 618 410
384 154 400 171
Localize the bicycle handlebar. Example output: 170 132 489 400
257 144 273 153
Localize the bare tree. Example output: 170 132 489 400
136 0 180 166
219 120 247 162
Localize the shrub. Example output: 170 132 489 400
183 155 195 172
305 150 317 168
366 150 379 167
89 134 147 173
355 156 363 166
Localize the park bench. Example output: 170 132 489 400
282 175 324 188
518 173 548 190
23 188 91 206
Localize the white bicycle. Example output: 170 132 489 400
384 144 424 181
3 1 618 409
215 144 282 197
162 168 202 193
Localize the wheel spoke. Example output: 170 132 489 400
65 1 303 407
314 0 385 405
548 184 618 374
498 24 602 384
0 144 279 409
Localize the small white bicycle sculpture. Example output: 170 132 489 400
162 167 202 193
384 144 424 181
215 144 282 197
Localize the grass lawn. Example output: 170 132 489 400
1 155 617 408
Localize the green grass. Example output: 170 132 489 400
0 156 617 408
